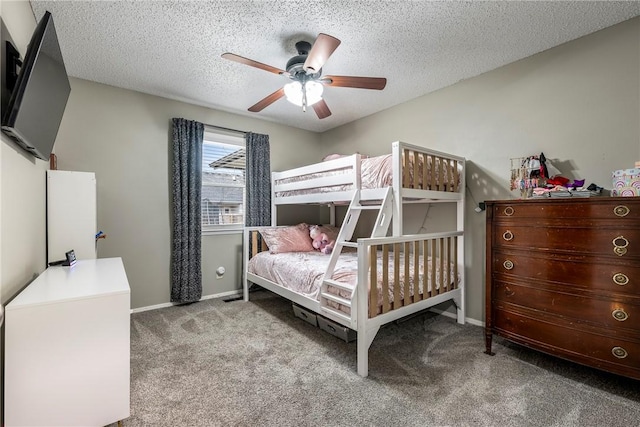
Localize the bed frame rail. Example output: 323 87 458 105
364 232 461 319
355 231 465 376
318 231 463 327
399 145 463 193
272 154 362 205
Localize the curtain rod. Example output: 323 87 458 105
203 123 249 135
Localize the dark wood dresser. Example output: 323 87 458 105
485 197 640 380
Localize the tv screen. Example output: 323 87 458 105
1 11 70 161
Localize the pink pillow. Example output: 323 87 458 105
259 223 315 254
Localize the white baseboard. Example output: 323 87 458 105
131 289 243 314
429 308 484 327
199 289 243 301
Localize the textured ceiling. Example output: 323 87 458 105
29 1 639 133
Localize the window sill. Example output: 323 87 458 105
202 228 243 236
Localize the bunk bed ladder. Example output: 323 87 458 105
319 187 393 327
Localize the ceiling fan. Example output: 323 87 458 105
222 33 387 119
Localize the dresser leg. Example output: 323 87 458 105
484 330 495 356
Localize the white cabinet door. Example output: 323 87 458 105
47 170 96 264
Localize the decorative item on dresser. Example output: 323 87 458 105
484 197 640 380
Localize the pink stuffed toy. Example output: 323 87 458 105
309 225 335 254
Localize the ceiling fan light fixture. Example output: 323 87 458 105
284 81 323 107
222 32 384 119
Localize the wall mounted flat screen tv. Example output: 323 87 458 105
1 11 70 161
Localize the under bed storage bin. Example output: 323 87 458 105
292 304 318 327
318 316 357 343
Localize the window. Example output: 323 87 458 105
202 128 245 234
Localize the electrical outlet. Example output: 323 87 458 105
216 266 225 279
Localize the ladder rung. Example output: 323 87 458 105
351 205 382 210
320 307 352 323
321 292 352 307
339 241 357 248
323 279 355 292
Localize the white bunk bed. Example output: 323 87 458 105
243 141 465 377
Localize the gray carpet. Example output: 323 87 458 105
114 290 640 426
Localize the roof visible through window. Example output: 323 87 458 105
202 128 246 232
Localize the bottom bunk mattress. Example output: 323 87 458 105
247 250 459 313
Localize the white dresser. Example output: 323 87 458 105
5 258 130 427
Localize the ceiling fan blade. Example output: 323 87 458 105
222 53 286 75
248 87 285 112
322 75 387 90
303 33 341 74
312 99 332 119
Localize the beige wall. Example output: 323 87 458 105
1 2 47 305
320 17 640 322
53 78 322 308
0 1 39 420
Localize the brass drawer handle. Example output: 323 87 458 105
613 273 629 286
612 309 629 322
613 235 629 256
504 206 514 216
503 260 514 270
614 205 630 217
612 236 629 248
612 346 628 359
614 247 628 256
502 230 514 241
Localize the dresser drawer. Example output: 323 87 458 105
492 308 640 378
492 250 639 296
492 224 640 258
491 199 640 220
493 280 640 332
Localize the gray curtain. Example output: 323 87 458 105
245 132 271 226
171 118 204 303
